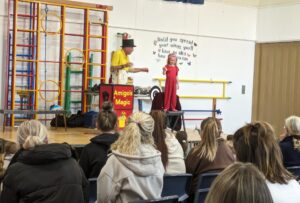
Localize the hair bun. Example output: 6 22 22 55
102 101 113 111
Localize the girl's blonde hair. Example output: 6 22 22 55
16 120 48 150
205 162 273 203
167 53 177 65
197 117 222 161
111 112 154 155
285 115 300 151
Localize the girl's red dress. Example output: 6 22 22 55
164 65 179 111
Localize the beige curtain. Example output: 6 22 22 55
252 42 300 135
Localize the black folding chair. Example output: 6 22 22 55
194 189 209 203
193 171 220 203
88 178 97 203
287 166 300 180
161 173 192 202
129 195 179 203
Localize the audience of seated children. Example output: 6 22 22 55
2 114 300 203
150 110 185 174
79 102 119 178
205 162 273 203
279 115 300 167
185 117 235 199
97 112 164 203
0 120 88 203
233 121 300 203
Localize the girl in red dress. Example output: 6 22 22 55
163 53 179 111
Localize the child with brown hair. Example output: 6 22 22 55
79 101 119 178
150 110 185 174
234 121 300 203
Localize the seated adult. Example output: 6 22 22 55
0 120 88 203
185 117 235 196
150 110 185 174
233 121 300 203
97 112 164 203
205 162 273 203
79 102 119 178
279 115 300 167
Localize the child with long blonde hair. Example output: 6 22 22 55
163 53 179 111
185 117 235 198
97 112 164 203
0 120 88 202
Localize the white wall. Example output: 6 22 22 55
257 4 300 42
1 0 258 133
101 0 257 133
89 0 257 40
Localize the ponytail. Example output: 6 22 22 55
111 112 154 155
23 135 45 149
17 120 48 149
98 101 117 132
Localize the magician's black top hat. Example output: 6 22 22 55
121 39 136 48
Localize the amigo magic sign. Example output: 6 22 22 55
113 85 134 109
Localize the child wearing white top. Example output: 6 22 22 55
267 180 300 203
233 121 300 203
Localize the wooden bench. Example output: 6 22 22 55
0 110 68 132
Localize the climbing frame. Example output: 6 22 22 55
6 0 112 126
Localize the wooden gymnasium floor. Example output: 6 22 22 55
0 127 99 146
0 127 201 146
